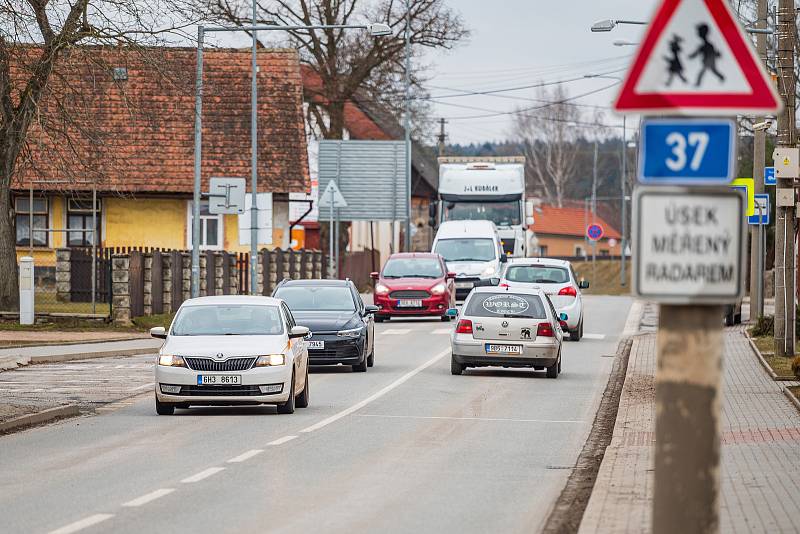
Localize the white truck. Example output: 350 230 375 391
431 157 535 257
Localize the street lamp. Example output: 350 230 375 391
583 73 628 286
590 19 647 32
192 21 391 297
613 39 639 47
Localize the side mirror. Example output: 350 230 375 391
525 216 535 227
150 326 167 339
289 326 310 339
525 200 535 217
475 277 500 287
579 280 590 289
499 254 508 264
370 272 380 280
364 305 380 315
446 308 459 317
446 272 456 280
559 312 569 321
428 202 437 218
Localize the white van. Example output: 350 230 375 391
432 220 506 300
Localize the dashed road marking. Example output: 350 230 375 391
432 328 452 335
267 435 297 446
48 514 114 534
122 488 175 507
356 414 586 424
299 348 450 434
383 329 412 335
582 333 606 340
227 449 264 463
181 467 224 483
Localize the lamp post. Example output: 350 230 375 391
584 73 627 286
192 21 392 297
403 0 412 252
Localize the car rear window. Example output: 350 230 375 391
464 292 547 319
504 265 570 284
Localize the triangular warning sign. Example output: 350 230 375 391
318 180 348 208
614 0 782 115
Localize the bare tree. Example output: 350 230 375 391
211 0 468 140
512 85 586 207
0 1 204 309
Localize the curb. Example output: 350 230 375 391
29 347 158 365
0 335 147 351
0 404 80 434
782 386 800 414
744 332 797 381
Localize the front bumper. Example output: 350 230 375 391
454 277 480 300
307 334 364 365
155 363 292 404
374 293 449 317
451 335 559 367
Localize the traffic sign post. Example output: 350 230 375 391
319 181 348 278
748 194 769 225
615 0 781 530
639 118 736 184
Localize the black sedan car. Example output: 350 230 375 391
273 279 377 372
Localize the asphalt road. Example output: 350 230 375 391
0 295 633 534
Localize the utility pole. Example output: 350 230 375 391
620 115 627 286
437 118 447 156
249 0 259 294
749 0 768 319
592 140 598 280
773 0 796 357
403 0 412 252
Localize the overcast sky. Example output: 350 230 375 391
424 0 660 144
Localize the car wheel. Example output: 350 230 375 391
546 360 559 379
353 354 368 373
558 356 562 374
295 368 309 408
375 315 385 323
155 398 175 416
570 324 581 342
734 313 742 325
451 356 464 375
441 315 451 322
277 372 296 414
724 310 734 327
367 347 375 367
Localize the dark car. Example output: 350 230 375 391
273 279 378 372
370 252 456 322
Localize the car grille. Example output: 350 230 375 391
185 357 256 372
178 385 264 396
309 346 360 359
389 290 431 299
501 238 515 255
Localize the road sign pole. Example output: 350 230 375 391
328 186 334 278
757 204 765 317
654 304 723 534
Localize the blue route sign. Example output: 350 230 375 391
639 117 736 185
587 224 604 241
748 194 770 225
764 166 776 186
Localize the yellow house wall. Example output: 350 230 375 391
537 234 618 257
103 197 186 249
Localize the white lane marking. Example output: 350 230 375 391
582 333 606 340
267 435 298 446
432 328 452 335
227 449 264 463
48 514 114 534
122 488 175 507
383 328 412 335
356 414 586 424
300 348 450 434
622 300 644 337
129 382 155 391
180 467 225 483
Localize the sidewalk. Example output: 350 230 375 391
0 338 162 370
579 311 800 533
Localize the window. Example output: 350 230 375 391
171 305 284 336
382 258 443 279
67 198 101 247
442 200 522 227
539 245 548 257
575 245 586 257
600 249 610 257
15 197 48 247
505 265 570 284
187 201 223 250
274 285 357 312
463 292 546 319
434 238 497 262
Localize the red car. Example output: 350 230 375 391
371 253 456 321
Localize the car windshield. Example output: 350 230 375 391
382 258 443 279
464 292 547 319
171 305 284 336
434 238 496 262
504 265 570 284
275 286 356 312
443 200 521 227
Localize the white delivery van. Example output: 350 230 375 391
432 220 506 300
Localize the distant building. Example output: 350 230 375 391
531 203 622 257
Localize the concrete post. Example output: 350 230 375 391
19 256 34 325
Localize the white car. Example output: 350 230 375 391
498 258 588 341
449 286 565 378
150 296 310 415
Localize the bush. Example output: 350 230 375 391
792 356 800 379
749 315 774 338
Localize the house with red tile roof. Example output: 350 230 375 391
13 46 309 268
531 203 622 257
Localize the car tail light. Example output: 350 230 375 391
537 322 555 337
499 283 509 288
456 319 473 334
559 286 577 297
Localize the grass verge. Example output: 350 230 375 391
749 334 797 378
571 260 631 296
788 386 800 404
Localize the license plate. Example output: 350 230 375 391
197 374 241 385
485 344 522 355
397 299 423 308
456 281 472 289
307 340 324 350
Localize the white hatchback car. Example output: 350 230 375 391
449 286 565 378
150 296 310 415
499 258 588 341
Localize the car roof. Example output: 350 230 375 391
434 220 497 238
506 257 571 268
181 295 282 307
470 285 547 297
387 252 441 259
277 278 352 287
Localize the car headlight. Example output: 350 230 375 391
255 354 286 367
337 327 363 338
430 283 447 295
375 283 390 295
481 265 496 277
158 354 186 367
